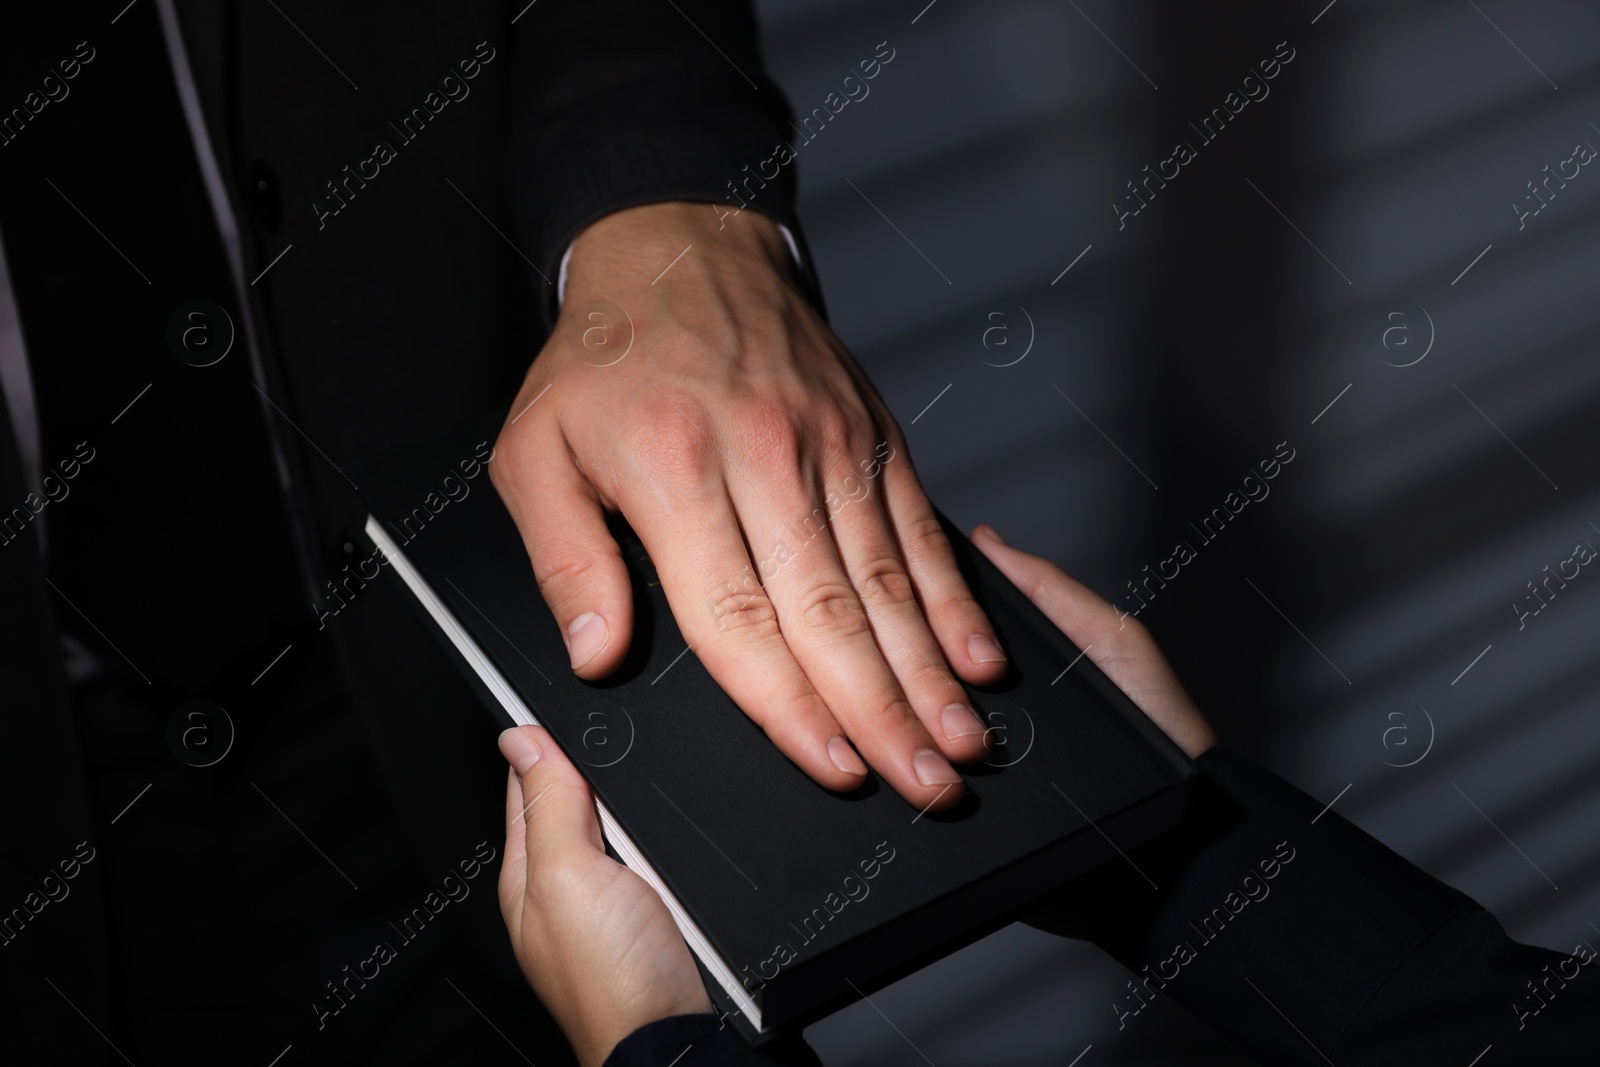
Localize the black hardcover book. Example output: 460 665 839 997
352 421 1195 1044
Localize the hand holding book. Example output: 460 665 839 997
495 523 1215 1065
498 726 712 1067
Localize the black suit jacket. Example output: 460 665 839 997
0 2 810 1059
192 0 819 961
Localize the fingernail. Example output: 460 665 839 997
913 748 961 786
499 727 542 776
968 633 1007 664
567 612 609 670
979 523 1007 545
941 702 987 740
827 736 868 777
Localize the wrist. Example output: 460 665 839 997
564 200 795 302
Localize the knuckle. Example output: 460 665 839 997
853 557 916 606
908 655 958 693
825 689 917 741
900 513 955 565
531 538 600 591
624 394 715 481
869 695 920 733
795 582 871 640
939 588 988 628
487 428 534 490
812 405 857 454
522 774 590 824
705 581 782 640
756 688 830 735
733 399 802 468
630 423 713 482
526 844 588 902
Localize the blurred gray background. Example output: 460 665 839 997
751 1 1600 1063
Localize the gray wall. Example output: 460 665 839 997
753 2 1600 1063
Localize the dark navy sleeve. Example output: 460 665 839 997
603 1013 823 1067
1027 745 1598 1064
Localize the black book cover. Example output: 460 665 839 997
350 419 1195 1043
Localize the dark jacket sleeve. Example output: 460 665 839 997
603 1013 823 1067
606 746 1597 1063
504 0 810 327
1028 745 1598 1065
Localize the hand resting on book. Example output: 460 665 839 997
494 522 1214 1065
490 201 1008 815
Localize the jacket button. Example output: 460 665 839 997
247 159 283 231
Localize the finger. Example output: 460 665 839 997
724 460 965 810
499 766 529 930
969 524 1129 647
493 418 634 678
615 479 871 795
503 764 529 869
499 725 605 873
879 448 1009 685
971 524 1216 757
822 471 990 764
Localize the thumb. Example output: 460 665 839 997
494 420 634 678
498 725 605 875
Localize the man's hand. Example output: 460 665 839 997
491 201 1007 811
969 524 1215 758
498 725 710 1067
